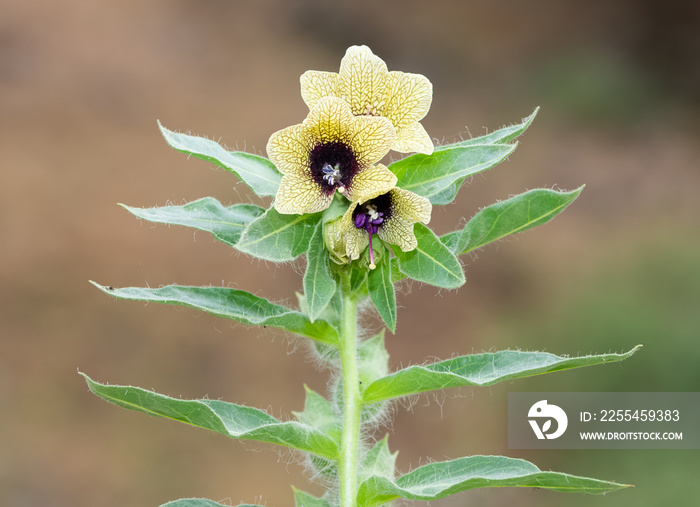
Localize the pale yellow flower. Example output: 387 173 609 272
301 46 434 155
267 96 398 214
340 187 432 268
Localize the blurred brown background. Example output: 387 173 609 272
2 1 699 506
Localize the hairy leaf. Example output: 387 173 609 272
349 266 368 297
439 107 538 149
159 122 281 197
121 198 264 247
441 187 583 255
357 331 390 386
236 207 321 262
304 222 337 322
91 282 338 344
292 386 341 438
356 455 630 506
389 143 516 205
362 347 641 404
293 489 333 507
367 254 397 332
161 500 262 507
360 435 397 483
390 108 539 204
83 374 339 459
394 224 465 289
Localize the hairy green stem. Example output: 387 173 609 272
338 270 360 507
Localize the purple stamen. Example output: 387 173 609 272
354 205 386 269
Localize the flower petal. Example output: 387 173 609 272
275 173 333 214
349 115 397 167
345 227 369 261
337 46 389 116
303 96 355 144
390 187 432 224
378 214 417 252
300 71 339 110
383 71 433 127
300 46 434 155
375 188 431 251
267 124 314 175
347 163 397 203
337 201 363 260
393 121 434 155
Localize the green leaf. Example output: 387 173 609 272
292 386 341 438
161 500 262 507
121 197 264 248
356 455 630 506
357 331 392 423
441 187 584 255
236 207 321 262
367 254 397 332
362 347 640 404
394 224 465 289
82 374 339 459
158 122 281 197
440 107 538 148
360 435 398 483
293 489 333 507
389 143 516 205
324 287 343 324
303 222 337 322
291 388 341 483
349 266 368 297
389 108 539 204
357 331 390 386
91 282 338 345
389 258 405 285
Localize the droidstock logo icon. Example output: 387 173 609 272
528 400 568 439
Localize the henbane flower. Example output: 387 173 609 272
267 96 398 214
301 45 434 155
340 187 432 268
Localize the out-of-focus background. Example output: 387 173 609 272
2 1 698 506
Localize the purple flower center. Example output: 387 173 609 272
352 194 393 269
354 204 384 233
309 141 358 195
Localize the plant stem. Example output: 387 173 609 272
338 270 360 507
